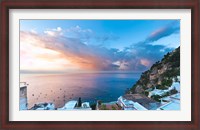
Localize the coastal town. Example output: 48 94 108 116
19 20 181 112
20 76 180 111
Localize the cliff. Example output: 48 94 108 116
130 46 180 95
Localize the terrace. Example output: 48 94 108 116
122 94 160 110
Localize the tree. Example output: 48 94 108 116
90 103 96 110
111 105 116 110
156 84 168 90
101 104 107 110
161 78 173 88
144 91 149 96
151 95 162 102
97 100 102 105
170 88 178 95
77 97 82 107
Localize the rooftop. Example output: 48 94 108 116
123 94 160 110
118 96 148 110
98 102 122 110
58 100 78 110
157 100 180 110
133 102 148 110
20 82 28 88
158 93 180 110
30 102 55 110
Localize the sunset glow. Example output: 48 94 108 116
20 20 180 73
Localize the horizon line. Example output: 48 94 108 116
20 70 144 74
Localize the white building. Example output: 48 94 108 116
57 101 78 110
57 101 92 110
168 82 180 92
117 96 147 110
30 102 55 110
157 93 180 110
148 89 168 97
81 102 92 110
20 82 28 110
148 82 180 97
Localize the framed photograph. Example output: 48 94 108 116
1 0 199 129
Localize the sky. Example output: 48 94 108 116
20 20 180 73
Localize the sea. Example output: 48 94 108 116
20 72 141 108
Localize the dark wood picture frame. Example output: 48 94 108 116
0 0 199 129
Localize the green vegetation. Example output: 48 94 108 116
151 95 162 102
101 104 108 110
90 103 96 110
162 68 180 78
169 88 178 95
150 88 178 102
77 97 82 107
156 84 168 90
97 100 102 105
129 46 180 100
150 61 160 70
144 91 149 96
161 78 173 88
111 105 116 110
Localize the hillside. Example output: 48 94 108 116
129 46 180 95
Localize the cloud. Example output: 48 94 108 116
123 21 180 69
150 33 180 48
145 21 180 43
42 26 120 48
30 29 37 34
20 22 179 72
66 25 93 40
44 27 63 37
95 33 120 44
20 31 130 71
140 59 151 67
127 43 173 67
66 26 119 45
67 25 92 33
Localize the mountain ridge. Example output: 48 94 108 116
129 46 180 96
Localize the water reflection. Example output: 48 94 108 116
20 73 140 108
